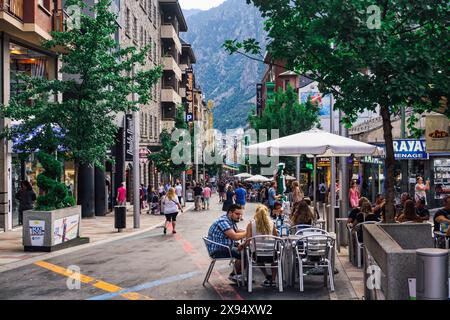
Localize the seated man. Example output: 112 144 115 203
415 197 430 222
207 204 247 282
434 195 450 233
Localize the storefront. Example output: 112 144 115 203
7 41 57 228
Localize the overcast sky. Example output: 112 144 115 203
179 0 226 10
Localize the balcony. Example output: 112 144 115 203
179 87 186 98
163 56 182 80
161 24 182 54
0 0 23 20
161 88 181 105
53 9 71 32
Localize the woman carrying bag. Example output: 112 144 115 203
162 188 183 235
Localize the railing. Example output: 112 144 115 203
0 0 24 20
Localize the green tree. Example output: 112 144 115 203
249 85 320 173
1 0 162 170
225 0 449 221
149 106 189 181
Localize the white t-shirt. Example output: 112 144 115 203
175 185 183 197
163 196 180 214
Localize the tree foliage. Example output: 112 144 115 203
0 0 162 168
249 85 320 173
35 151 76 211
149 106 189 179
225 0 449 221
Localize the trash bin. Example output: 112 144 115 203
335 218 349 251
416 248 448 300
114 206 126 232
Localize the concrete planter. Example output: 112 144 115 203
362 223 450 300
23 206 89 252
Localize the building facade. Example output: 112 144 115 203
0 0 63 231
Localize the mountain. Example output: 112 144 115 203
183 0 266 132
183 9 202 18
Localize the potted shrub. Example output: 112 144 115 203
23 151 89 252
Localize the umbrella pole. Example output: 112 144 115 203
313 156 317 215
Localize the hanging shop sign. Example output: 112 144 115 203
125 114 133 161
256 84 263 116
425 114 450 154
393 139 428 160
360 156 382 165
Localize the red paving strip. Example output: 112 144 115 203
169 224 244 300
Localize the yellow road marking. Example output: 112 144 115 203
34 261 152 300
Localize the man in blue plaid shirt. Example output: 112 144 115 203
207 204 247 281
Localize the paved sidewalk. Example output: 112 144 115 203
0 203 193 269
336 247 364 299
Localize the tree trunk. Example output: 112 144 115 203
380 105 396 223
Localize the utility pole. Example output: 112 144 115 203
339 111 349 219
401 105 408 194
132 66 140 229
330 95 336 233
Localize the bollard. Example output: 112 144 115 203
114 206 126 232
416 248 448 300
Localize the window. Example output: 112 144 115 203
153 40 156 62
140 26 144 47
125 8 131 35
149 115 153 138
154 117 158 137
148 36 153 60
148 0 153 22
133 16 138 40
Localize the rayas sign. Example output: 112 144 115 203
393 140 428 160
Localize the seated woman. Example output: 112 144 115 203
348 197 371 225
271 202 284 220
353 201 379 243
241 205 279 287
396 199 422 223
303 197 320 221
290 200 314 227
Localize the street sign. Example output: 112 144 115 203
186 112 193 122
125 114 133 161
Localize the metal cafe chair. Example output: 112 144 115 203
353 221 378 268
289 224 313 235
294 233 335 292
202 237 241 287
245 235 285 293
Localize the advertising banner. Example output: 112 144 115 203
29 220 45 246
53 214 80 245
300 92 332 117
426 114 450 154
393 140 428 160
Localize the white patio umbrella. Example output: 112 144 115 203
247 128 381 218
285 175 297 181
245 175 272 183
234 172 253 179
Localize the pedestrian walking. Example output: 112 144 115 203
349 181 360 209
116 182 127 206
175 182 184 207
222 185 235 213
203 184 212 210
15 181 36 225
162 188 183 234
291 181 304 204
193 183 203 211
235 183 247 210
414 176 430 204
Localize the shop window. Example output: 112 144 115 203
10 43 49 98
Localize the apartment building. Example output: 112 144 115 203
0 0 63 230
